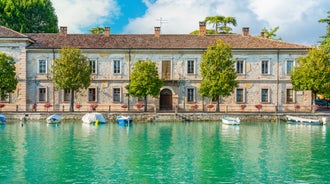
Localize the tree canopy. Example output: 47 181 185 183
190 15 237 35
126 60 164 112
0 0 58 33
50 47 91 112
89 27 105 34
0 52 18 99
261 26 282 40
291 47 330 103
199 40 238 112
319 11 330 45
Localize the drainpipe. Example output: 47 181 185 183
52 48 56 111
127 49 131 111
276 49 280 113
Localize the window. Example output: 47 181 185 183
286 89 294 103
187 60 195 74
236 60 244 74
261 88 269 103
137 97 144 102
113 60 121 74
64 89 70 102
38 88 46 102
89 59 97 74
88 88 96 102
261 60 269 74
236 88 244 103
38 59 46 74
187 88 195 102
113 88 121 102
286 60 294 75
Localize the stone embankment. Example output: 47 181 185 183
2 111 330 123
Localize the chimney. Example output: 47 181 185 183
154 27 161 37
199 21 206 36
242 27 249 36
60 26 67 36
104 27 110 36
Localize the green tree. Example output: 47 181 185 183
199 40 238 112
0 52 18 99
261 26 282 40
126 60 164 112
319 11 330 45
89 27 105 34
291 47 330 105
0 0 58 33
190 29 218 35
50 47 91 112
205 15 237 33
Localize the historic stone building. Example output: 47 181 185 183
0 23 311 112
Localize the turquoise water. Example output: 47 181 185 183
0 121 329 183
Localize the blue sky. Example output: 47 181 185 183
51 0 330 46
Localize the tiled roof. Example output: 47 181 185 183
0 26 28 38
25 32 309 50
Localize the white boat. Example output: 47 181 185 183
116 115 133 125
222 116 240 125
82 112 107 124
0 114 6 124
46 114 62 124
286 115 327 125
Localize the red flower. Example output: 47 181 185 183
294 104 300 109
207 104 214 109
241 104 247 110
90 104 98 110
191 104 197 110
121 104 128 108
0 103 5 108
255 104 262 110
44 103 52 108
75 104 81 109
135 103 144 109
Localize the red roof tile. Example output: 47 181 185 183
0 26 28 38
24 32 310 50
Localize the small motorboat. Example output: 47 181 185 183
46 114 62 124
0 114 6 124
116 115 133 125
222 116 240 125
82 112 107 124
286 115 327 125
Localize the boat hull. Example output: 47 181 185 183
116 115 133 125
82 113 107 124
0 114 6 124
286 115 327 125
222 116 240 125
46 114 62 124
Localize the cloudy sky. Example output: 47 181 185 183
51 0 330 46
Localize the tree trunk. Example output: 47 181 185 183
216 97 220 112
70 89 75 112
144 96 147 112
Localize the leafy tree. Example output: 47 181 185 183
199 40 238 112
261 26 282 40
190 29 218 35
291 47 330 104
319 11 330 45
89 27 105 34
126 60 164 112
0 52 18 99
0 0 58 33
205 15 237 33
50 47 91 112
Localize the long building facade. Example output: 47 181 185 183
0 23 312 112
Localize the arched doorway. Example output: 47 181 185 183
160 88 172 110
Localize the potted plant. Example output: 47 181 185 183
191 103 198 111
44 103 52 112
75 104 82 111
255 104 262 112
90 104 98 111
135 103 144 111
241 104 247 110
0 103 4 111
294 104 300 112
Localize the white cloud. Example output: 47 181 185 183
51 0 120 33
123 0 330 45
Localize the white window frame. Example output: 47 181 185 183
235 88 245 103
286 88 295 104
38 59 47 74
187 87 195 102
113 88 121 102
261 59 270 75
261 88 270 103
236 59 245 74
286 60 294 75
89 59 98 74
88 88 97 102
63 89 71 102
113 59 121 74
38 87 47 102
187 59 196 74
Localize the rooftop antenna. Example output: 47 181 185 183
156 17 168 29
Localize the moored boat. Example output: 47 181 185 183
46 114 62 124
286 115 327 125
82 112 107 124
222 116 240 125
0 114 6 124
116 115 133 125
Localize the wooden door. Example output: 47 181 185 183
160 89 172 110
